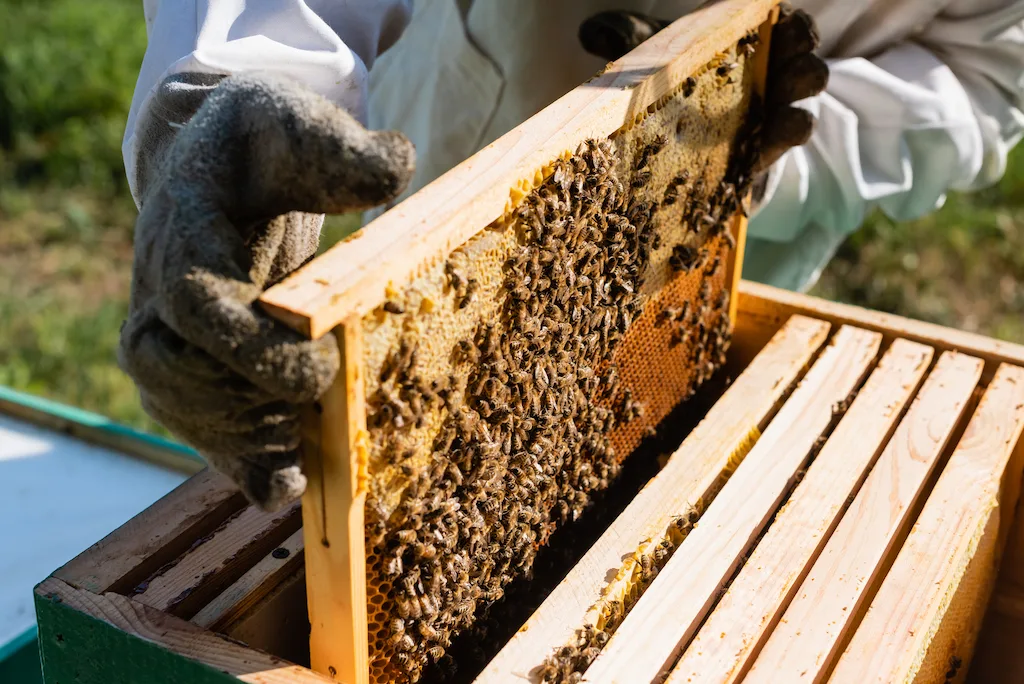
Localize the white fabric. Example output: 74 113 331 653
125 0 1024 291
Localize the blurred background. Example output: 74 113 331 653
3 0 1024 435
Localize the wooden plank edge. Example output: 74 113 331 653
54 469 247 595
737 281 1024 378
743 351 984 684
726 7 777 327
192 529 305 631
580 325 882 684
831 364 1024 683
303 320 370 684
0 385 205 475
667 338 934 684
259 0 782 338
475 314 831 683
35 577 331 684
132 503 302 618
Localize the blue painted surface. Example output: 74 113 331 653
0 388 197 683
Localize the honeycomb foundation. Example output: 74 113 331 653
356 34 761 684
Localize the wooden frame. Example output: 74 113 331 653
257 2 781 682
32 283 1024 684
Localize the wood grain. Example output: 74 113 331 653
132 503 301 618
54 469 246 595
36 577 331 683
476 315 830 683
744 351 984 683
303 320 370 684
736 280 1024 380
667 339 933 684
831 363 1024 684
581 325 882 684
259 0 782 339
191 529 304 631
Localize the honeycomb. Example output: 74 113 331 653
356 33 762 683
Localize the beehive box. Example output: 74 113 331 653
34 283 1024 684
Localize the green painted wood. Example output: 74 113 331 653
0 386 204 474
34 587 237 684
0 627 43 684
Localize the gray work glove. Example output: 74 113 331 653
118 73 415 511
578 3 828 208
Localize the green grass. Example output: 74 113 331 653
2 0 1023 431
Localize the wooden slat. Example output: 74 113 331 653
831 364 1024 684
303 320 370 684
226 568 311 668
476 315 831 682
133 503 301 618
724 7 777 326
54 469 246 594
36 577 332 683
258 0 782 338
736 280 1024 379
581 325 882 684
191 529 304 631
744 351 983 683
668 338 933 684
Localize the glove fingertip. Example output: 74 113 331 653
246 464 307 512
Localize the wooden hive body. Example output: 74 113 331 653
33 282 1024 684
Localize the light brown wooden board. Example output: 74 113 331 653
302 321 370 684
298 6 777 683
475 315 830 683
831 364 1024 684
259 0 781 339
581 326 882 683
132 503 301 618
37 577 332 684
192 529 304 631
744 351 984 683
668 338 933 684
54 469 246 595
736 281 1024 380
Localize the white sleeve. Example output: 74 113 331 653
123 0 412 205
745 2 1024 291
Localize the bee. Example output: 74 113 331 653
458 278 479 309
717 62 739 77
383 300 405 314
669 244 699 272
682 76 698 97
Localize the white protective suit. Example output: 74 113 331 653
124 0 1024 291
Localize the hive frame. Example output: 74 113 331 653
256 2 781 681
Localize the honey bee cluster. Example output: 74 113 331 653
363 137 666 682
535 510 702 684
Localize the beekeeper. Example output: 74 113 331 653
119 0 1024 510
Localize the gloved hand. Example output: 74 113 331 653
118 73 415 511
578 2 828 207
